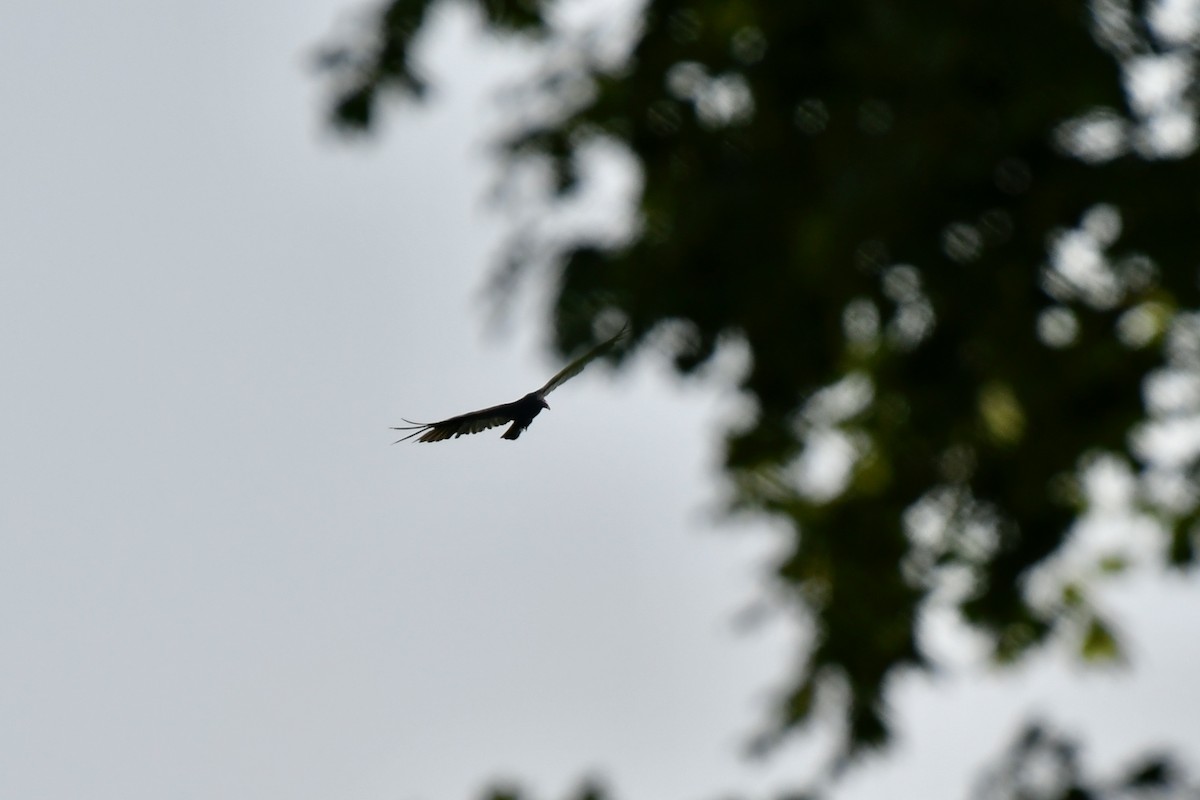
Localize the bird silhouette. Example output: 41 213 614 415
393 327 626 443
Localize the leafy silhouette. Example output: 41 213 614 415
319 0 1200 793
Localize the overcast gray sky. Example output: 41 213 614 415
3 2 1199 799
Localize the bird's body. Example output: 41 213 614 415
498 392 548 440
393 328 626 443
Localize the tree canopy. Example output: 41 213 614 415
318 0 1200 795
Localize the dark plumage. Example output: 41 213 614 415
393 327 626 443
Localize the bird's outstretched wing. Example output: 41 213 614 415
391 401 521 443
536 326 628 398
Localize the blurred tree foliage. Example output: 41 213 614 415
318 0 1200 795
974 722 1198 800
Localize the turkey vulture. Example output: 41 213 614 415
393 327 626 443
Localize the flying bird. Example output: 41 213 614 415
393 327 627 443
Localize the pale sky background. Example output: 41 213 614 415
3 2 1200 799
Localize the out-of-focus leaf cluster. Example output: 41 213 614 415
317 0 548 128
318 0 1200 781
477 724 1198 800
975 723 1199 800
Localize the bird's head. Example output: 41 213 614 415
524 391 551 411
